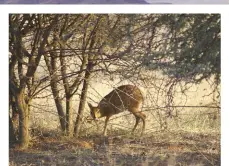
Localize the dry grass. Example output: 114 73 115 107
10 108 220 166
9 127 220 166
10 107 220 165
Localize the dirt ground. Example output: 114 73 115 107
9 130 220 166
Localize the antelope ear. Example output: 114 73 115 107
88 102 93 109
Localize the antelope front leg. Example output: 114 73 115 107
141 118 145 136
132 116 140 134
103 116 110 136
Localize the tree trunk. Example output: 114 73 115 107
9 115 17 147
66 95 73 136
74 61 93 137
50 82 66 132
44 53 66 132
9 112 19 146
74 81 89 137
59 44 74 136
9 93 19 142
16 91 29 149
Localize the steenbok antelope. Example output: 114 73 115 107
88 85 146 136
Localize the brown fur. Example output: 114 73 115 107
88 85 145 136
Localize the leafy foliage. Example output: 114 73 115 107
140 14 220 84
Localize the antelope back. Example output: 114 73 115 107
97 85 143 117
